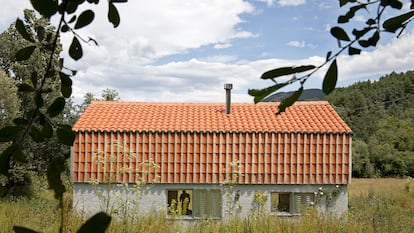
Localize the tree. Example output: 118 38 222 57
0 70 20 196
0 10 69 197
0 0 125 231
0 70 19 127
327 71 414 177
101 88 120 101
249 0 414 113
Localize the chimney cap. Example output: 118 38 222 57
224 83 233 90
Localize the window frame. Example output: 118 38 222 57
166 189 222 219
271 192 315 216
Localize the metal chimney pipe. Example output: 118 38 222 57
224 83 233 114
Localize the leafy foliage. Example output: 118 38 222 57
249 0 414 113
0 0 126 232
327 71 414 177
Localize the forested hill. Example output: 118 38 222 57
326 71 414 178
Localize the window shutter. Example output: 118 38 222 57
294 193 302 214
193 190 207 218
271 193 279 212
304 193 313 205
208 189 221 218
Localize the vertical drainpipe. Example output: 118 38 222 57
224 83 233 114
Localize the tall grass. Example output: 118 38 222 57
1 178 413 233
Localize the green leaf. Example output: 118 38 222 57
348 47 361 55
13 118 29 126
30 72 38 87
330 26 351 42
352 27 373 39
383 11 414 33
35 25 45 42
69 37 83 61
2 144 26 164
368 31 380 46
61 24 70 32
12 147 26 163
15 46 37 61
88 0 100 4
248 83 288 103
277 86 303 114
30 0 58 18
47 155 66 199
15 19 34 42
339 0 350 7
0 126 21 142
77 212 112 233
0 148 11 176
60 72 73 98
261 65 316 80
47 97 66 118
42 120 53 139
41 88 53 93
29 126 44 143
108 1 120 28
339 4 367 24
18 83 36 93
56 125 75 146
38 112 46 125
358 39 371 48
75 10 95 29
337 15 350 24
322 59 338 95
35 92 44 108
366 18 376 25
380 0 403 9
326 51 332 61
13 226 40 233
68 15 77 24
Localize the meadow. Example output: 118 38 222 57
1 178 413 233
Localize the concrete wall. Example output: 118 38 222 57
73 183 348 219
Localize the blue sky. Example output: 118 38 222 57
1 0 414 103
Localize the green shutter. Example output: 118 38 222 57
271 193 279 212
293 193 302 214
193 189 221 219
208 189 221 219
193 190 207 218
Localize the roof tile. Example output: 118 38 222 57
73 101 352 133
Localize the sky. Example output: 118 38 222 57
1 0 414 104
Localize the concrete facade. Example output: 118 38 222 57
73 183 348 219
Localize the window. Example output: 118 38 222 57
167 189 221 219
167 190 193 216
271 192 314 215
271 193 291 213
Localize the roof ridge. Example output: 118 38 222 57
89 100 329 105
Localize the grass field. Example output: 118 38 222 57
1 178 413 233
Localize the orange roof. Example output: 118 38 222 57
73 101 351 133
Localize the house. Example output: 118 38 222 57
71 95 352 219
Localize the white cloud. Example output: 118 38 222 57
256 0 275 6
3 1 414 106
65 0 255 61
286 40 317 49
338 30 414 84
287 40 306 48
214 43 232 49
277 0 306 7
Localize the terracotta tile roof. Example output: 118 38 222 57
72 101 351 134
